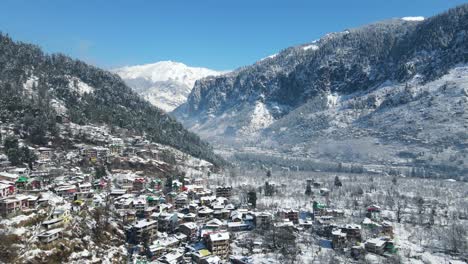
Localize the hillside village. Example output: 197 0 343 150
0 119 466 264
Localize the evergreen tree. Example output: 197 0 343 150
6 148 21 166
248 190 257 208
95 165 107 179
305 182 312 196
334 176 342 187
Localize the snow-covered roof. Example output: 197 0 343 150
134 219 157 229
0 172 19 180
366 238 387 247
209 232 229 241
38 228 63 237
181 222 198 229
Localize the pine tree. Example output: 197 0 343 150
305 182 312 196
334 176 342 187
248 190 257 208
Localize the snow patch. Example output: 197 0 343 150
303 44 319 51
23 75 38 93
68 77 94 95
243 101 275 134
402 16 425 21
326 93 340 107
261 53 278 61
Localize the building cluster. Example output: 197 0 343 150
0 122 400 263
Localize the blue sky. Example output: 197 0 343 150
1 0 466 70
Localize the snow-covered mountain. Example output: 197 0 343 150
174 5 468 177
114 61 224 111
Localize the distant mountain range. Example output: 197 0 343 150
0 35 225 167
173 5 468 177
113 61 224 112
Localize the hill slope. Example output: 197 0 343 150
0 34 224 167
174 5 468 176
113 61 223 112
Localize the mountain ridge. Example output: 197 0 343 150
113 61 225 111
173 5 468 177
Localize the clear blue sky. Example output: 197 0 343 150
1 0 466 70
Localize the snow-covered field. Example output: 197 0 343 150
213 169 468 263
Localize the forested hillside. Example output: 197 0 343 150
174 5 468 177
0 34 224 166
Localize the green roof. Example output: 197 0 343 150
16 176 29 183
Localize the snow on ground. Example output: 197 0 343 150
23 75 38 93
68 76 94 95
326 92 339 107
239 101 275 135
0 213 35 226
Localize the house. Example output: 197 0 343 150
200 196 217 207
255 212 273 228
201 256 222 264
109 138 124 156
0 182 14 198
381 222 394 238
341 224 362 242
42 218 64 230
38 228 63 243
205 218 225 230
366 205 381 221
198 207 214 218
207 232 230 259
320 188 330 196
50 209 71 222
175 193 188 208
54 185 77 198
9 167 30 177
131 219 158 243
364 237 393 255
158 213 178 233
133 178 146 192
77 182 92 193
215 186 232 198
230 256 253 264
183 213 197 222
37 147 53 161
228 222 250 232
0 172 19 182
0 195 30 217
157 249 184 264
110 189 127 197
281 209 299 224
331 229 347 249
180 222 198 241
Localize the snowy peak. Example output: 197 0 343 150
113 61 225 112
114 61 223 89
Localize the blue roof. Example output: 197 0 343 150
191 241 207 251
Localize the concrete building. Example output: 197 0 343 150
207 232 230 259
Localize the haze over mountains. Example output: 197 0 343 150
114 61 224 112
173 6 468 177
